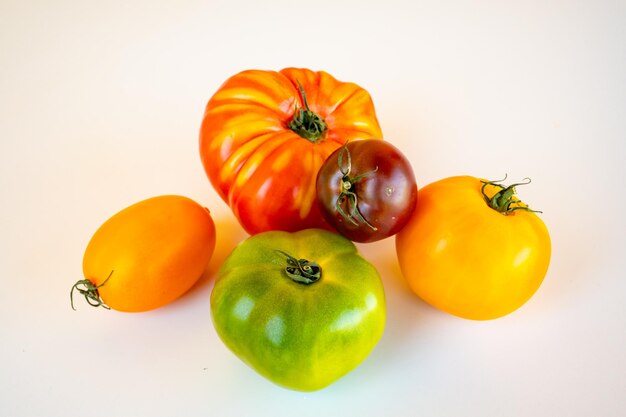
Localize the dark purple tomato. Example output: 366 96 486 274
316 140 418 243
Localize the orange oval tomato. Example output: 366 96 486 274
199 67 382 234
72 195 216 312
395 176 551 320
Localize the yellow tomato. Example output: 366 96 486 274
395 176 551 320
72 195 216 312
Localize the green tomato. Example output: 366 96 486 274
211 228 386 391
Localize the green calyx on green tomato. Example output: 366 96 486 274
211 229 386 391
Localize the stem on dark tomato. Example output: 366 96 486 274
287 82 327 143
335 143 378 231
276 250 321 285
480 175 542 215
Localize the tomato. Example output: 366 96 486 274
316 140 418 243
199 68 383 235
395 176 551 320
71 195 216 312
211 229 386 391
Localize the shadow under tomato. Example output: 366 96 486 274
355 238 441 360
183 214 249 300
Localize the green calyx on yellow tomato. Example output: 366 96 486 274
480 175 542 215
211 229 386 391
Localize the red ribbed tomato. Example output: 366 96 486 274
199 68 382 234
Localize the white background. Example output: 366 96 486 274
1 1 625 416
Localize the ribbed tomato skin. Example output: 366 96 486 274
200 68 382 234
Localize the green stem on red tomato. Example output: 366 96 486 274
480 175 542 215
335 143 378 231
276 250 321 285
287 82 327 143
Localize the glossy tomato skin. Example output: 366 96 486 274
316 140 418 243
199 68 382 235
211 229 386 391
81 196 216 312
395 176 551 320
